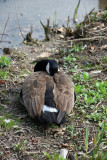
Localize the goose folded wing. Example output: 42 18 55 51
21 72 46 118
53 72 74 114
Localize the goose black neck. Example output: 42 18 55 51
34 60 48 72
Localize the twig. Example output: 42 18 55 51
84 8 95 22
93 101 101 112
23 151 40 155
95 57 104 66
14 0 24 39
0 40 11 43
0 14 10 42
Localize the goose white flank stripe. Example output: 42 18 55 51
43 105 58 113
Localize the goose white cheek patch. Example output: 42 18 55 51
46 62 50 74
43 105 58 113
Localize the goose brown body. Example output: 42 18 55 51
21 70 74 124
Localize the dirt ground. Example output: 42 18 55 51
0 10 107 160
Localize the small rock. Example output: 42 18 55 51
60 148 68 159
59 35 64 39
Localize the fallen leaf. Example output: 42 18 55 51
61 143 70 148
97 22 103 30
89 45 96 53
53 127 66 136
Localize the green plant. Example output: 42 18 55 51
63 54 74 63
0 70 10 80
101 56 107 63
0 56 11 68
66 125 74 136
75 22 84 30
40 21 50 40
43 152 66 160
74 85 85 93
13 140 28 152
102 10 107 20
83 72 90 81
0 116 17 130
74 72 90 83
89 12 98 22
82 123 106 160
88 105 107 122
69 44 85 53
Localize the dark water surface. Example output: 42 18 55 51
0 0 106 53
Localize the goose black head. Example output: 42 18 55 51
34 59 58 76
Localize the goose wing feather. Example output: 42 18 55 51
21 72 48 118
53 72 74 114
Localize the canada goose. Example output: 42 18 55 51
20 59 76 124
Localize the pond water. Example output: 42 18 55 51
0 0 106 54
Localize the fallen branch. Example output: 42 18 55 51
68 36 107 42
0 14 10 43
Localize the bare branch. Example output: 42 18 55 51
0 14 10 43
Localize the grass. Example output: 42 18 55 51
84 128 89 152
83 123 106 160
